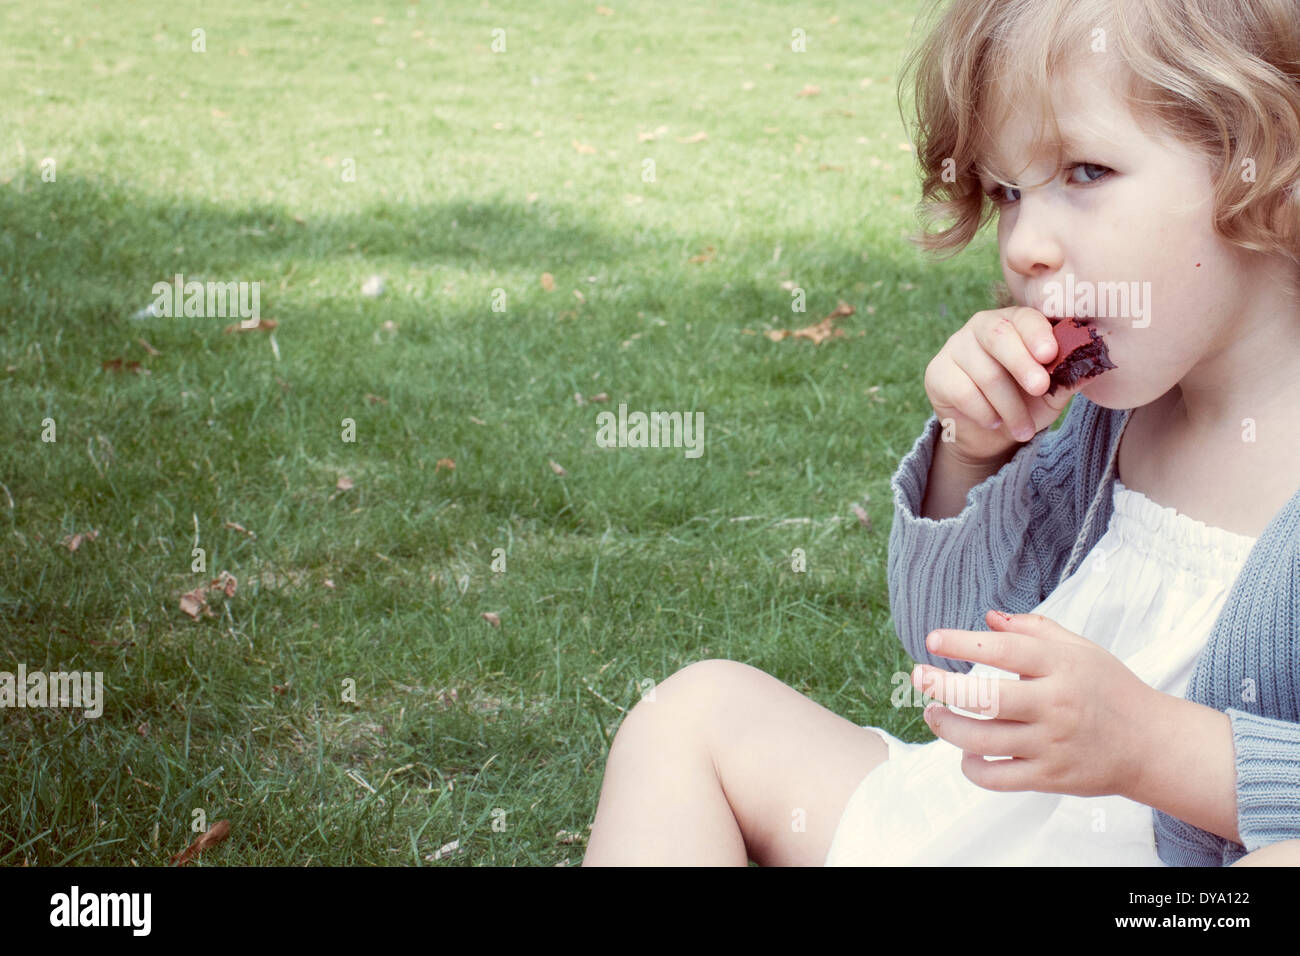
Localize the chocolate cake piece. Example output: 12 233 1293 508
1044 318 1117 396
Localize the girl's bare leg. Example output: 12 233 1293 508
582 659 890 866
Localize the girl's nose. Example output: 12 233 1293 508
1003 199 1065 279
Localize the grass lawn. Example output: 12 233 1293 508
1 0 1011 865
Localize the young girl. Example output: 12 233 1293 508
582 0 1300 866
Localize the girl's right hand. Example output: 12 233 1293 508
923 306 1082 467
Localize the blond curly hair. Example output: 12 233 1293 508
897 0 1300 291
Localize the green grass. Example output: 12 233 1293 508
0 0 1011 865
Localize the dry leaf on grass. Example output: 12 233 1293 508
481 612 501 627
540 272 556 292
224 520 256 539
170 819 231 866
851 503 871 528
223 318 277 333
179 570 237 619
688 246 716 263
323 579 336 589
62 529 99 552
797 84 821 97
137 338 162 356
425 839 463 861
589 392 609 402
763 301 855 345
675 131 708 144
101 358 147 375
365 393 388 405
572 140 597 155
435 458 455 473
596 5 613 14
556 830 587 845
469 416 487 425
336 475 354 491
179 587 212 620
549 460 567 476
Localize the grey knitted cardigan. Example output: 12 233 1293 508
887 394 1300 866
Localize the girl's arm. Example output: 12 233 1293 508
887 398 1098 674
1128 694 1241 844
1132 699 1300 860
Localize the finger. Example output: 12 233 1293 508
986 610 1095 650
926 625 1054 680
928 353 1003 431
924 705 1038 759
960 751 1038 792
977 309 1054 399
912 661 1035 721
951 336 1036 441
1008 306 1059 367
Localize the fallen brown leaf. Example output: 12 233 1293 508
481 612 501 627
170 819 231 866
797 84 821 97
435 458 455 473
223 318 277 333
62 529 99 552
101 358 146 374
137 338 162 356
323 579 336 589
540 272 556 292
224 520 256 539
688 246 716 264
675 131 708 144
365 393 388 405
179 587 212 620
336 475 354 491
210 570 237 598
549 460 567 476
851 503 871 528
468 416 487 425
763 301 856 345
572 139 597 154
596 5 613 14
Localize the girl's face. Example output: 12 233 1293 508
978 54 1292 415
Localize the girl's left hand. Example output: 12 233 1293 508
912 609 1161 799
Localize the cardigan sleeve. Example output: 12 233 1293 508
1153 710 1300 865
886 400 1090 673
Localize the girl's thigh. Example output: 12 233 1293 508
650 659 890 866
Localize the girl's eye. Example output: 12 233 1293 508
984 163 1112 205
985 183 1021 205
1067 162 1112 185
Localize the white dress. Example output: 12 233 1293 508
824 479 1258 866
